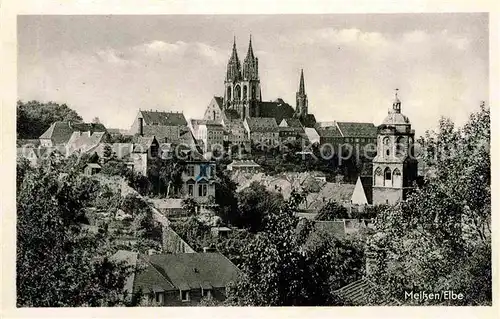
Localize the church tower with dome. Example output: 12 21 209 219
372 90 418 205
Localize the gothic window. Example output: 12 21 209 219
383 137 389 145
234 84 241 101
393 168 402 187
384 167 392 181
227 86 232 101
374 167 383 186
383 136 390 157
243 85 248 100
212 110 216 120
252 85 256 99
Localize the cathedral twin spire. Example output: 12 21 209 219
226 36 258 82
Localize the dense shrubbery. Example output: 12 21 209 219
16 155 132 306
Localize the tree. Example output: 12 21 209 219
16 156 131 306
316 201 349 220
182 198 199 215
225 192 363 306
17 100 83 139
368 103 491 306
236 182 283 232
92 117 101 124
213 168 239 224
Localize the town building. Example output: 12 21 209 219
39 121 108 147
112 250 240 306
188 119 225 153
129 110 191 144
243 117 279 148
227 159 261 173
66 131 108 155
131 136 160 176
372 91 418 205
181 151 217 204
84 163 101 175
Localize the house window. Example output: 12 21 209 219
155 292 163 304
198 184 208 197
188 184 194 196
203 289 212 298
187 165 195 176
181 290 190 302
355 138 359 143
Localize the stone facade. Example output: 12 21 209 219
372 92 418 205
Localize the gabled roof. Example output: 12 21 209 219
280 118 303 128
133 136 158 153
67 131 107 154
147 252 240 289
303 127 320 144
213 96 224 108
39 121 107 145
351 176 368 205
245 117 278 132
336 122 377 138
140 110 187 126
301 114 317 128
299 182 355 212
317 126 342 138
335 278 374 305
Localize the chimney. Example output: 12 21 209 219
138 117 144 137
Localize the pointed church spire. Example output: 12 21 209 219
299 69 305 94
246 34 255 60
231 36 239 61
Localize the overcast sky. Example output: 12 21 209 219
17 14 488 134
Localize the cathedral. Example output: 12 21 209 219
203 36 316 127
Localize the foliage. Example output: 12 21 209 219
147 157 185 197
369 103 491 306
213 168 239 225
17 100 83 139
17 156 131 306
182 198 199 215
315 201 349 220
236 181 284 232
170 217 214 252
224 192 363 306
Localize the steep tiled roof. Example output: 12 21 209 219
213 96 223 107
39 121 107 145
140 111 187 126
67 131 107 154
299 182 355 212
111 250 139 296
280 118 303 128
258 100 295 124
133 136 157 153
228 159 261 168
245 117 278 132
134 257 176 293
317 126 342 137
147 252 240 289
336 122 377 138
304 127 320 144
301 114 317 128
